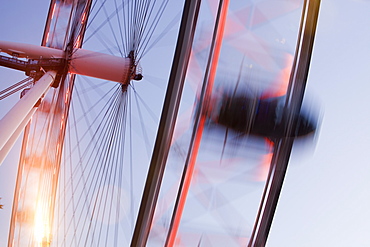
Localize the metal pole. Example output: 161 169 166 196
165 0 229 245
250 0 321 246
130 0 201 246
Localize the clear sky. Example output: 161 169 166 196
268 0 370 246
1 0 370 246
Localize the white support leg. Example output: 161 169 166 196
0 107 37 165
0 71 56 152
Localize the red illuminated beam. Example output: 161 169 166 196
165 0 229 246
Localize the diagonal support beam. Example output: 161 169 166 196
0 71 56 157
0 107 37 165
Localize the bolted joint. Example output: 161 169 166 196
127 50 143 82
133 73 143 81
25 58 67 88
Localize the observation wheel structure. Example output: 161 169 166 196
0 0 320 246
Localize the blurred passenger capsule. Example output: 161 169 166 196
204 89 317 140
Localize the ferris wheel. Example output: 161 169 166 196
0 0 320 246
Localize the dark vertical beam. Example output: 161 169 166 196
130 0 201 246
250 0 321 246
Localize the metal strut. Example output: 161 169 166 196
131 0 202 246
121 50 143 92
248 0 321 246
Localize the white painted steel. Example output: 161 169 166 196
0 41 131 84
0 108 37 165
69 48 131 84
0 71 56 152
0 41 63 58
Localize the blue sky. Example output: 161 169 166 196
1 0 370 246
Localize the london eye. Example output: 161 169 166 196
0 0 320 246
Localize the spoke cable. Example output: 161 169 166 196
0 77 33 100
